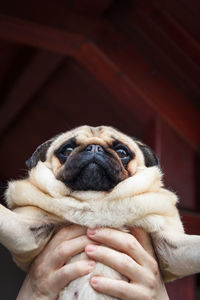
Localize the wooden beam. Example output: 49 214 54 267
0 14 199 148
0 50 63 135
152 0 200 43
129 3 200 93
155 11 200 66
0 14 154 129
105 12 200 147
94 33 200 148
108 0 200 101
0 14 86 56
0 1 112 37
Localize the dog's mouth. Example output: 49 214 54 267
58 152 126 191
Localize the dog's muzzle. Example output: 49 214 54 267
58 144 125 191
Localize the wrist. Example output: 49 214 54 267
17 274 34 300
156 280 169 300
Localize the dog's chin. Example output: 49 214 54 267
62 162 120 191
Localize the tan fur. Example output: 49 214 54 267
1 125 200 300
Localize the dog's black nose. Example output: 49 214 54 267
85 144 104 153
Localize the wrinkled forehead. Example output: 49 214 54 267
46 125 140 158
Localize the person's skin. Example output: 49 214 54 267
17 225 169 300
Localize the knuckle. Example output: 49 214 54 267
126 237 137 252
38 278 49 293
149 258 159 276
56 242 68 256
79 235 89 244
121 253 133 269
32 262 45 279
60 265 70 278
74 261 85 275
146 273 157 290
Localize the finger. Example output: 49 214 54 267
53 260 96 291
49 235 95 269
128 228 159 274
87 228 153 268
85 244 144 283
45 225 87 253
37 225 87 263
90 277 149 300
128 227 155 257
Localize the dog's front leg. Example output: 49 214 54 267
0 204 38 253
151 230 200 282
0 204 58 270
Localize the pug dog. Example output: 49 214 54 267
1 125 200 300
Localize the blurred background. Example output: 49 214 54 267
0 0 199 299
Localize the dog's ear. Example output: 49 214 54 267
134 139 160 168
26 138 55 170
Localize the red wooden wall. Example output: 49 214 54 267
0 1 199 299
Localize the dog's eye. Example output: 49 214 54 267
116 148 128 158
113 144 133 166
114 145 130 159
56 143 76 163
60 145 74 157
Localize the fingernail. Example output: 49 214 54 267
91 277 98 285
87 228 97 235
87 260 96 267
86 245 96 253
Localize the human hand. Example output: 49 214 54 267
17 225 96 300
85 227 169 300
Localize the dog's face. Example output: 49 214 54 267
26 126 159 191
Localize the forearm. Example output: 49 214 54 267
17 273 47 300
156 280 169 300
